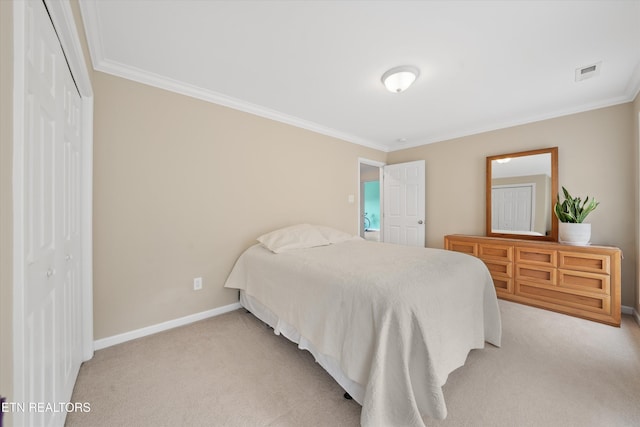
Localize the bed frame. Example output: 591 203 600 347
240 291 365 403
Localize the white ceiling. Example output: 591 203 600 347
79 0 640 152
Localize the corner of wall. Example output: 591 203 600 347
635 92 640 316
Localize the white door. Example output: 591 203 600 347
491 185 534 231
383 160 425 247
18 1 84 425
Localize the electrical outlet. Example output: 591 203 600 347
193 277 203 291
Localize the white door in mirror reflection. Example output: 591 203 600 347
492 184 534 232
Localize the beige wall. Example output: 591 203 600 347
1 0 13 412
388 103 637 308
92 72 385 339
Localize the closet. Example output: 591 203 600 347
13 1 91 425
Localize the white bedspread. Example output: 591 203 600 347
224 239 501 426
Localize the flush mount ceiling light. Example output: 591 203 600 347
381 66 420 93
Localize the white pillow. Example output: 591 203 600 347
314 225 355 244
257 224 330 253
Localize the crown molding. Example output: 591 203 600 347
77 0 389 153
391 92 637 152
99 58 390 152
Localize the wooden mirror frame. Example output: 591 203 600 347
486 147 558 241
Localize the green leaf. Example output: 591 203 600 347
554 187 598 223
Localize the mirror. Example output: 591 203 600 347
486 147 558 241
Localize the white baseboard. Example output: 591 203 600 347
94 302 242 351
621 305 640 326
93 301 638 351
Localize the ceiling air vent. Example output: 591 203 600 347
575 61 602 82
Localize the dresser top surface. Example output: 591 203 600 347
445 234 621 253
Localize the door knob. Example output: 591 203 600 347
418 220 424 224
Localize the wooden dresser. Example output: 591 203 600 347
444 235 622 326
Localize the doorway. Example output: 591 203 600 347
358 159 384 241
358 158 426 247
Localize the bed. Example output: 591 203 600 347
224 224 502 427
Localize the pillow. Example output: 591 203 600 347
257 224 330 253
314 225 356 244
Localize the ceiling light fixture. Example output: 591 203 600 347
381 66 420 93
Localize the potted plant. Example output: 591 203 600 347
554 186 599 245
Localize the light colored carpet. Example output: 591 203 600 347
66 300 640 427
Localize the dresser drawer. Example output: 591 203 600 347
479 243 513 262
515 264 556 285
515 247 557 267
493 277 514 295
558 269 610 295
558 251 610 275
447 240 477 257
515 281 611 315
484 260 512 278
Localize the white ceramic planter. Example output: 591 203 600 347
559 223 591 246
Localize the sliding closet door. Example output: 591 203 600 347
17 1 84 425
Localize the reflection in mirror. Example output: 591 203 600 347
486 148 558 241
492 154 550 235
